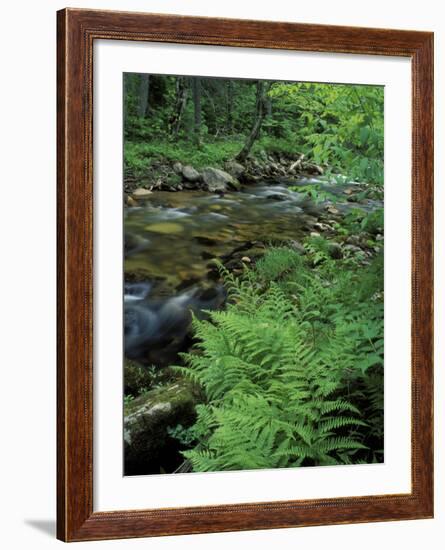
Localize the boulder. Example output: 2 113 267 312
172 161 183 174
124 379 199 475
132 187 152 198
224 160 245 179
201 167 240 192
182 165 201 182
125 193 138 207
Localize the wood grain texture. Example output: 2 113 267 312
57 8 434 542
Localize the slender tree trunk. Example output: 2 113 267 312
192 77 202 145
138 74 150 118
226 80 234 134
203 87 217 135
170 77 188 138
266 97 272 118
145 75 150 115
123 74 129 129
236 81 271 163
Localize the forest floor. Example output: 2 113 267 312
123 138 327 196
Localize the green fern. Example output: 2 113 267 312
173 246 386 472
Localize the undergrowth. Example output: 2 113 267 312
172 243 384 472
125 137 316 177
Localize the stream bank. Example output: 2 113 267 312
123 157 383 475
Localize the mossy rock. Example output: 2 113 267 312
124 379 200 475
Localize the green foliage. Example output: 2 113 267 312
124 139 244 176
123 74 384 185
166 424 197 447
303 236 332 265
291 183 339 204
342 207 384 235
124 361 167 398
269 82 384 184
124 394 135 407
254 247 303 280
173 246 383 472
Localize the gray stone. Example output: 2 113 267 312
124 379 199 475
182 165 201 182
224 160 245 179
132 187 152 198
201 167 240 192
172 161 183 174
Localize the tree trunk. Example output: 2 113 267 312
170 77 188 138
203 87 217 136
235 81 271 163
138 74 150 118
226 80 234 134
192 77 202 145
123 74 129 129
145 75 150 115
266 96 272 118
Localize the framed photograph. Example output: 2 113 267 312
57 8 434 542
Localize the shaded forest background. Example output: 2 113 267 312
124 74 384 186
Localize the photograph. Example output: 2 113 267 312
123 73 385 476
51 5 433 543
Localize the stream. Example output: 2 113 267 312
124 178 380 366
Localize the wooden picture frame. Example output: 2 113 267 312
57 8 434 542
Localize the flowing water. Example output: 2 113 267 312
123 179 380 364
125 184 312 286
